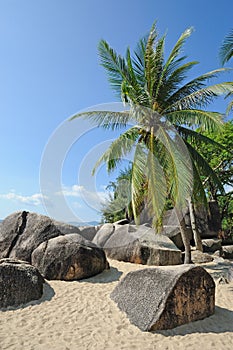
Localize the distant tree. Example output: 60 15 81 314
101 167 133 223
199 121 233 233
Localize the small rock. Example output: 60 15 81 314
191 250 214 264
0 258 44 308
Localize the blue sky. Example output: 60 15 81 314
0 0 232 222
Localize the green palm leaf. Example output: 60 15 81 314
176 125 225 149
166 109 223 132
185 142 224 194
165 68 231 108
92 126 140 174
220 29 233 65
70 110 131 130
166 82 233 111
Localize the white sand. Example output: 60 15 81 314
0 259 233 350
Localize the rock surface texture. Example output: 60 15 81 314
0 211 61 262
191 250 214 264
94 224 182 266
111 265 215 331
0 211 101 262
202 239 222 253
32 234 109 280
222 245 233 260
0 258 44 308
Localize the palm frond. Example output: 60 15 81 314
92 126 140 174
185 141 224 194
165 82 233 111
166 109 223 132
164 68 231 108
70 110 131 130
191 160 207 205
132 36 147 84
157 61 198 103
220 29 233 65
98 40 128 97
145 23 158 97
153 28 193 102
166 28 193 65
176 125 225 149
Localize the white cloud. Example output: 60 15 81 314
57 185 84 197
57 184 109 209
0 191 47 206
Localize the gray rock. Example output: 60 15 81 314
202 239 222 253
114 219 130 225
111 265 215 331
227 266 233 282
0 211 61 262
53 220 81 235
191 250 214 264
103 225 182 266
0 258 44 308
93 223 115 247
222 245 233 259
161 209 192 250
78 225 100 241
31 234 109 280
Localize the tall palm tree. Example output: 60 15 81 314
72 23 233 263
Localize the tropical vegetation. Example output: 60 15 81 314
72 23 233 263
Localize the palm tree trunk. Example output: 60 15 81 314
175 207 191 264
188 198 203 252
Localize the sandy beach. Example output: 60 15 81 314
0 259 233 350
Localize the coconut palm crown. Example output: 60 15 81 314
71 23 233 229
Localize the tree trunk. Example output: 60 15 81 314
175 207 191 264
188 198 203 252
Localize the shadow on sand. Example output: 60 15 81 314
154 305 233 336
79 266 123 284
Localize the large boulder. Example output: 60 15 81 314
93 223 115 247
31 234 109 280
111 265 215 331
97 224 182 266
0 258 44 308
0 211 61 262
53 220 100 241
78 225 100 241
0 211 101 264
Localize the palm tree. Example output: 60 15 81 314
72 23 233 263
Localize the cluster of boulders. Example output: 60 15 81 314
0 211 109 308
0 210 232 331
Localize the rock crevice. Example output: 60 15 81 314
5 211 28 258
